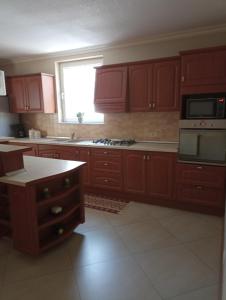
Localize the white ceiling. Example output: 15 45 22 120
0 0 226 59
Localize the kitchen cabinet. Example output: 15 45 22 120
180 46 226 94
129 57 180 112
7 73 56 113
176 162 226 214
129 64 151 112
0 157 85 255
94 66 128 113
146 152 175 200
37 145 61 159
124 150 175 200
79 148 91 186
123 151 146 193
91 148 123 190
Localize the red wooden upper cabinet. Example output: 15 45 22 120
153 58 180 111
129 64 152 112
129 57 180 112
7 73 56 113
94 66 128 113
180 46 226 94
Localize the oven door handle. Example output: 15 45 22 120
196 134 201 156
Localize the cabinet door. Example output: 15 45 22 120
176 184 224 208
123 151 146 194
7 77 27 113
25 76 43 112
153 59 180 111
181 48 226 88
146 152 175 200
79 148 91 185
59 147 80 161
94 67 128 112
129 64 152 112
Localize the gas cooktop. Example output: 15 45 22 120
92 138 136 146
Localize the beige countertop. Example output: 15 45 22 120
9 138 179 153
0 156 85 187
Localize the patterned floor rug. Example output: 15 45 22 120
84 194 129 214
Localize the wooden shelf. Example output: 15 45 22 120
38 203 80 230
0 218 10 227
37 184 80 207
40 219 80 252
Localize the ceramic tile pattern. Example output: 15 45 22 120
20 111 180 141
0 202 223 300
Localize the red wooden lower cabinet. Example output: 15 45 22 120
146 152 175 200
123 151 146 194
4 168 84 255
79 148 91 185
123 151 175 201
175 162 226 215
7 142 226 215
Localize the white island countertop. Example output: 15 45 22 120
0 144 31 153
0 156 85 187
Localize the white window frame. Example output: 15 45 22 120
56 56 104 124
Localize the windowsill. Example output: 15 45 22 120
58 121 104 125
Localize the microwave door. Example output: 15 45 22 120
179 131 199 159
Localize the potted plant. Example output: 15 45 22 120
76 112 84 124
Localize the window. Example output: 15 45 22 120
57 57 104 124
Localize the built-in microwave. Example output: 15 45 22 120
182 93 226 119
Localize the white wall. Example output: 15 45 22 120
2 30 226 76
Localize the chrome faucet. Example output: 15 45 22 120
71 132 76 140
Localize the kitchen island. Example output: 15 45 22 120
0 145 86 255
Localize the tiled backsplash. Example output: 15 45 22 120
21 111 180 141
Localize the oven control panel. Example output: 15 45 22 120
179 119 226 129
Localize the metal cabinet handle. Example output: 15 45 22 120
143 155 146 160
196 166 203 170
146 155 150 160
104 163 108 166
104 179 109 183
181 76 185 82
196 185 203 190
152 103 156 109
148 103 152 109
104 151 108 155
87 151 90 156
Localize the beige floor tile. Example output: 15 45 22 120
0 238 12 257
115 220 180 253
0 255 7 288
147 205 183 220
76 256 162 300
184 236 223 273
169 284 220 300
76 208 112 233
135 245 218 299
160 212 222 242
67 228 131 267
3 244 72 285
1 270 81 300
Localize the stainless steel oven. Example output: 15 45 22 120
179 120 226 164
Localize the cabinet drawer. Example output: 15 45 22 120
92 157 121 172
92 171 122 190
92 148 121 158
176 163 226 188
176 183 224 208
